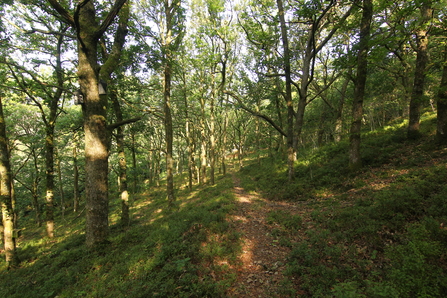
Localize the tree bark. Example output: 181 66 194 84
334 75 350 142
73 144 80 213
183 77 194 191
436 44 447 145
44 98 56 238
111 90 130 225
47 0 128 247
276 0 295 181
209 74 216 185
0 96 19 268
407 1 432 139
349 0 372 171
164 62 175 207
199 96 207 185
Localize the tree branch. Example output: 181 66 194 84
107 117 142 130
46 0 75 26
96 0 128 38
224 90 287 137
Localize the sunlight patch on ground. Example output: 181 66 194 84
234 187 253 203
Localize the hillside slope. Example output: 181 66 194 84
1 113 447 297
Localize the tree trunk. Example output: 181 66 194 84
199 97 207 185
131 132 137 193
349 0 372 171
56 147 65 219
0 96 19 268
334 75 350 142
44 123 55 238
209 90 216 185
111 91 129 225
183 80 194 191
164 62 175 207
407 1 432 139
436 44 447 145
79 8 110 246
221 110 228 176
276 0 295 181
73 145 80 213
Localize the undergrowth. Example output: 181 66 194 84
237 113 447 297
0 175 240 298
2 111 447 297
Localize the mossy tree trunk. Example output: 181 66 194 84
48 0 128 247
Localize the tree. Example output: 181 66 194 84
137 0 185 205
436 44 447 144
349 0 373 171
407 0 433 139
47 0 128 247
0 94 19 268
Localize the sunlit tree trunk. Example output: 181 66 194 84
199 96 207 185
209 81 216 185
0 96 19 268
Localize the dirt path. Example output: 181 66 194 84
227 174 297 297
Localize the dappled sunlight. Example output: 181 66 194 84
228 172 292 296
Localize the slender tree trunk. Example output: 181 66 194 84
436 44 447 145
0 96 19 268
131 132 137 194
73 145 80 213
276 0 295 181
164 62 175 207
44 124 55 238
199 97 207 185
407 1 432 139
111 91 129 225
210 94 216 185
183 81 194 191
335 75 350 142
43 31 65 238
221 110 228 175
349 0 372 171
56 147 65 219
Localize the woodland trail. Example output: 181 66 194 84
227 173 299 297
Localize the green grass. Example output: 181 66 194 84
0 174 240 298
235 112 447 297
2 111 447 297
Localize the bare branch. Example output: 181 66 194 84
47 0 75 26
224 90 287 137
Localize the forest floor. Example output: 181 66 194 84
227 173 293 297
227 172 316 297
1 113 447 297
